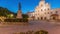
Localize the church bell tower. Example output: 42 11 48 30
16 2 22 19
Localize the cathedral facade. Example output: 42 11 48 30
28 0 60 20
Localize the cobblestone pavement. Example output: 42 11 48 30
0 20 60 34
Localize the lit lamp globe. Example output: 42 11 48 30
10 14 14 18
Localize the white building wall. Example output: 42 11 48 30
50 8 60 20
33 0 51 20
28 0 60 20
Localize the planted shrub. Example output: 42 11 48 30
4 18 28 22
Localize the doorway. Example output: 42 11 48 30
50 14 59 20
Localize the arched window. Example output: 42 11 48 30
45 12 46 14
41 9 43 11
41 4 43 7
44 17 46 20
38 13 39 15
41 17 43 20
35 14 37 15
48 12 49 14
56 11 58 13
44 9 46 11
48 8 49 10
38 17 39 20
38 10 39 12
51 12 52 14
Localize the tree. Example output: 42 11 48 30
0 7 16 18
22 14 28 19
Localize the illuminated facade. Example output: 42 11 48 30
34 0 50 20
50 8 60 20
28 0 60 20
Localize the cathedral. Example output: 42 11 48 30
28 0 60 20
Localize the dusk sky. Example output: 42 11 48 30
0 0 60 14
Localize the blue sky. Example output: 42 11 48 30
0 0 60 14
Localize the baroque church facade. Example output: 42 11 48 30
28 0 60 20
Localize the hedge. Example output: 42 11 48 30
4 18 28 22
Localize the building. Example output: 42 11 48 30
28 0 60 20
27 12 35 20
16 2 22 19
50 8 60 20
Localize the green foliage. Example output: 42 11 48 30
34 31 40 34
19 32 25 34
39 30 48 34
26 31 33 34
0 7 29 19
13 30 48 34
4 18 28 22
22 14 28 19
34 30 48 34
0 7 16 18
